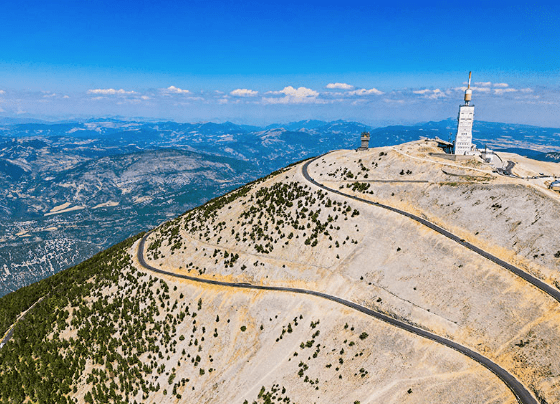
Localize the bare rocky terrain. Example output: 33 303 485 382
2 139 560 403
132 140 560 403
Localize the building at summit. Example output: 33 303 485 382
454 72 475 155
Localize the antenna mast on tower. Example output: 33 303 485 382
464 71 472 105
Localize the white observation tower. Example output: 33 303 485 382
454 71 475 155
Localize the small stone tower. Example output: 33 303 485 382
358 132 370 151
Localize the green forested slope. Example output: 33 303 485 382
0 233 156 403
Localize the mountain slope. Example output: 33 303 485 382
2 140 560 403
0 233 514 404
142 140 560 402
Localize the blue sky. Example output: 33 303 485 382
1 0 559 126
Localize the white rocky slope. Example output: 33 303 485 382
138 140 560 402
126 265 516 404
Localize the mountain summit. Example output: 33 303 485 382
1 140 560 403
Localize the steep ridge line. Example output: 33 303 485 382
302 156 560 305
136 233 535 404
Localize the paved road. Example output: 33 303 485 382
505 161 516 176
137 233 536 404
302 156 560 306
0 327 15 349
496 161 517 177
0 296 46 349
345 179 431 184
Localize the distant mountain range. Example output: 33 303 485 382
1 118 559 297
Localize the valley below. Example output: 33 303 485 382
2 118 559 297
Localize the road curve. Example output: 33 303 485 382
0 327 15 349
137 233 536 404
0 296 46 349
302 156 560 305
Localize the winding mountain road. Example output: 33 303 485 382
137 233 536 404
302 156 560 305
0 296 46 349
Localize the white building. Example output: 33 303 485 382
454 72 475 155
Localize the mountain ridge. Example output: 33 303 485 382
2 118 560 296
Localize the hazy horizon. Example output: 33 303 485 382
2 0 559 126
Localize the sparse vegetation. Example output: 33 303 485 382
5 143 557 404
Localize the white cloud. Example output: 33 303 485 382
462 82 510 88
268 86 319 97
455 86 491 93
470 86 491 93
0 90 5 94
263 86 321 104
347 87 384 96
262 97 309 105
88 88 136 95
141 95 150 100
166 86 191 94
230 88 258 97
182 96 204 102
494 88 517 95
63 95 70 99
412 88 447 99
383 98 405 104
455 84 531 96
427 89 446 99
326 82 354 90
